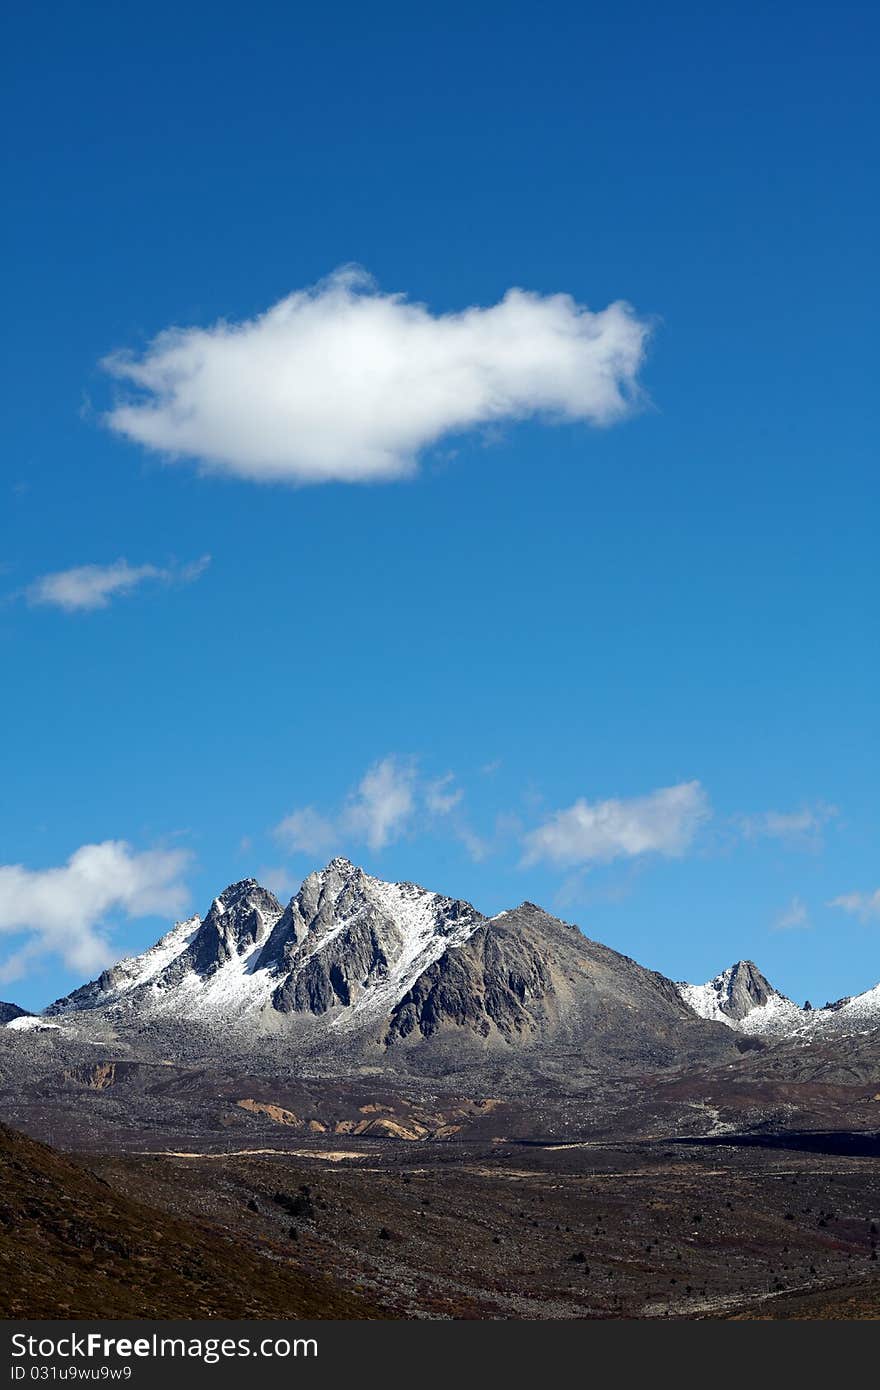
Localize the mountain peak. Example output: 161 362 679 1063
677 959 808 1035
719 959 772 994
295 858 365 897
212 877 264 906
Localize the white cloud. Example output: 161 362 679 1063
737 801 837 849
424 774 464 817
273 756 495 862
275 757 418 857
273 807 338 858
827 889 880 922
25 555 210 612
0 841 191 981
344 757 417 850
772 896 811 932
522 780 709 867
102 267 650 486
424 775 490 861
450 823 491 864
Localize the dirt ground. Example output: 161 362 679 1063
89 1135 880 1318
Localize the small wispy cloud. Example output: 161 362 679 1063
101 267 650 486
24 555 210 612
827 889 880 923
257 866 299 902
274 756 489 862
275 757 418 856
771 895 811 932
737 801 837 851
0 840 192 982
522 780 709 868
272 807 339 858
424 774 464 817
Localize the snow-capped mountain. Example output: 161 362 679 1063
677 961 807 1036
11 859 733 1068
45 860 485 1037
677 961 880 1038
8 861 879 1066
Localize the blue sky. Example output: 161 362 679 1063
1 0 878 1011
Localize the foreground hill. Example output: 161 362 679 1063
0 1121 377 1318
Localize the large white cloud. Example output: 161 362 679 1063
0 841 192 982
102 268 650 485
522 781 709 867
25 556 210 612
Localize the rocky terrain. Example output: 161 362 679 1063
0 861 775 1063
2 1117 878 1320
3 858 879 1150
0 1121 377 1318
11 859 876 1066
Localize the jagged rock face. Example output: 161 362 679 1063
714 961 774 1021
0 1003 29 1025
159 880 283 986
386 914 553 1042
678 960 776 1025
676 960 809 1037
384 902 713 1063
271 919 389 1014
258 858 484 1018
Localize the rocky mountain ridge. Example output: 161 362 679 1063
6 860 879 1070
5 859 733 1070
677 960 880 1038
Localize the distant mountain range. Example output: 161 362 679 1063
4 859 879 1070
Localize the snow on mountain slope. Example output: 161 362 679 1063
45 879 284 1025
5 1015 60 1032
816 981 880 1032
40 861 485 1036
677 961 808 1036
18 863 880 1053
0 1001 31 1026
678 961 880 1038
47 915 204 1017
